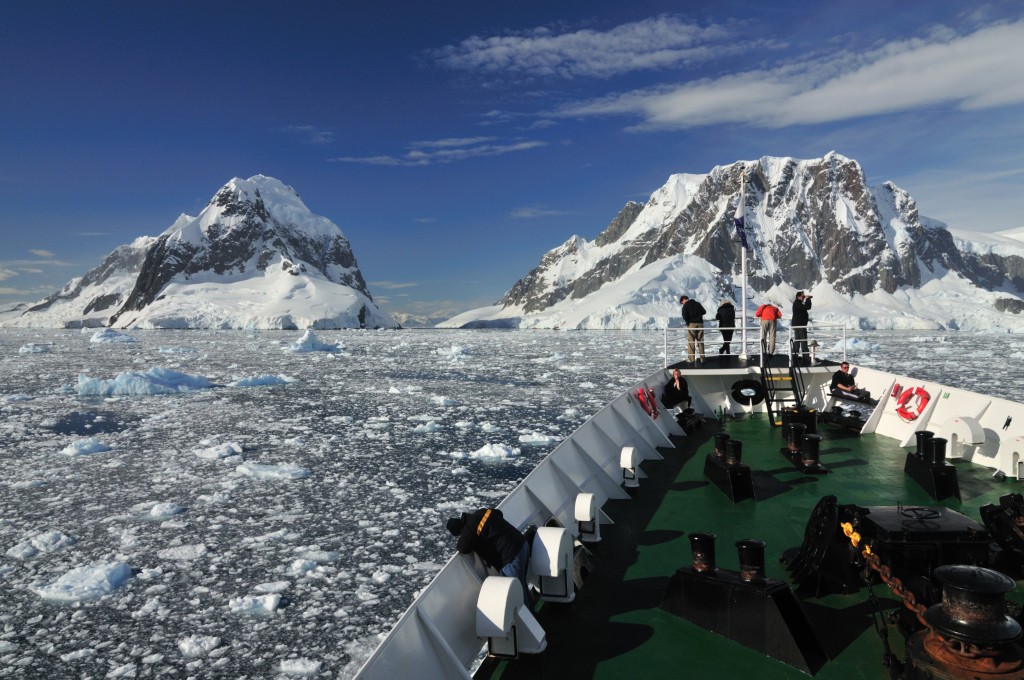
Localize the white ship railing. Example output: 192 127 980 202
662 323 848 367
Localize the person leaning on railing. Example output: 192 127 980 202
715 299 736 355
679 295 707 364
754 301 782 355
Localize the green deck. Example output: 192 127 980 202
477 413 1024 679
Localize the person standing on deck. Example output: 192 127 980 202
715 300 736 355
754 301 782 356
792 292 812 364
680 295 707 364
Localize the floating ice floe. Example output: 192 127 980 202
9 479 45 489
286 330 340 353
228 593 281 615
255 580 290 593
178 635 221 658
193 442 244 460
430 395 460 406
18 343 51 354
77 367 214 396
157 346 194 353
147 502 186 520
297 549 340 563
60 437 112 456
479 422 502 433
89 329 136 344
445 443 521 460
279 658 322 676
30 561 132 602
830 337 881 351
158 544 208 561
236 462 311 480
232 374 294 387
6 530 76 559
436 345 470 358
2 394 34 403
518 432 561 446
412 421 443 434
287 559 320 576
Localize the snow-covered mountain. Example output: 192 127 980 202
3 176 396 330
442 153 1024 332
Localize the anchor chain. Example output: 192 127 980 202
841 521 930 627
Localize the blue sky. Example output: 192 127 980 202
3 1 1024 318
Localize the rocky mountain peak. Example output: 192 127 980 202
492 153 1024 323
7 175 394 330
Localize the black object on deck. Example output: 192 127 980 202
661 534 828 675
904 434 962 502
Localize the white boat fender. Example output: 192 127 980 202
476 576 547 657
530 526 576 603
621 446 640 488
575 493 601 543
938 416 986 448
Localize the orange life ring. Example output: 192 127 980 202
636 388 653 417
647 388 660 419
895 387 930 422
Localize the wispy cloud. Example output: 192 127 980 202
331 137 546 166
429 15 771 79
550 19 1024 130
76 232 110 237
0 268 17 281
369 281 419 290
284 124 336 145
30 249 55 258
509 205 573 219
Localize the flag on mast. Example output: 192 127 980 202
733 181 749 250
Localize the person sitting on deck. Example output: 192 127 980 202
447 508 529 596
830 362 873 403
662 368 692 410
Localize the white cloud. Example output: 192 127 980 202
284 124 336 145
550 19 1024 129
429 15 771 79
509 206 573 219
411 137 496 149
369 281 419 290
30 249 55 258
331 139 546 167
0 268 17 281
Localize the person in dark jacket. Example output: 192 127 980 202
679 295 707 364
830 362 873 403
791 291 812 363
662 368 691 410
715 300 736 354
447 508 529 594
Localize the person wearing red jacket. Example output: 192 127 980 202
755 302 782 355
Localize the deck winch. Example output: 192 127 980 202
784 496 992 598
980 493 1024 576
904 565 1024 679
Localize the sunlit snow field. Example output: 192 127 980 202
1 327 1021 678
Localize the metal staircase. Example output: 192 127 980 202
760 358 807 427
